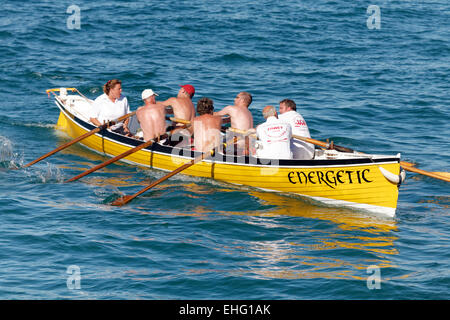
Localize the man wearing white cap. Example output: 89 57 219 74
136 89 167 141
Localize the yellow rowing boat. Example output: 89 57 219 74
52 88 404 217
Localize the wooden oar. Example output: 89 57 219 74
65 125 187 183
228 128 448 183
289 134 450 182
396 163 450 182
110 130 249 206
168 116 230 125
290 134 414 166
22 111 136 169
168 117 191 125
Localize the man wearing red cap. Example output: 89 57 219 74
160 84 196 125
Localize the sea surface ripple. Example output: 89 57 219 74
0 0 448 299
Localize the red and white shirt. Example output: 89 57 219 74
278 110 314 160
256 116 292 159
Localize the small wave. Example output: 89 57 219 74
212 53 262 63
27 162 65 184
0 30 14 38
0 115 55 129
20 122 55 129
0 136 23 169
30 71 43 79
92 185 125 204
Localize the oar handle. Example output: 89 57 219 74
228 127 256 137
228 128 354 153
169 116 231 125
169 117 191 125
109 110 136 125
290 135 354 153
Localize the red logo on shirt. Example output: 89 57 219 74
294 119 306 127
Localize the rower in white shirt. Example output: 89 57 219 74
278 99 314 160
255 105 292 160
90 79 131 135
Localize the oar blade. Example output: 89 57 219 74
111 195 134 206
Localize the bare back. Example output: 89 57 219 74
192 114 222 152
216 105 253 131
136 103 167 141
166 97 195 123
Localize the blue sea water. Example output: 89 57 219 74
0 0 449 300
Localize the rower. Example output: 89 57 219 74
135 89 167 142
159 84 196 128
89 79 131 136
278 99 314 160
214 91 254 155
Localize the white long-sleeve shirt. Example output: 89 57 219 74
91 93 130 130
278 110 314 160
256 116 292 159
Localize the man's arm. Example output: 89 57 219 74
90 117 103 126
214 105 232 117
159 97 176 107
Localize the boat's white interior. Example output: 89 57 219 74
60 94 399 161
58 94 93 122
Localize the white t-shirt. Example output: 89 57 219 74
256 116 292 159
91 93 130 130
278 110 314 160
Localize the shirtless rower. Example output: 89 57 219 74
190 97 222 152
159 84 196 125
214 91 253 155
136 89 166 141
214 91 253 130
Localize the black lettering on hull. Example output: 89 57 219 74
288 169 373 189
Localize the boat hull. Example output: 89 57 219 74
54 95 401 217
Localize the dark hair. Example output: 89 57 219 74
196 97 214 115
103 79 121 95
280 99 296 111
240 92 252 107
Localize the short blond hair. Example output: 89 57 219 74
262 105 276 119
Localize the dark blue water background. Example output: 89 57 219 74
0 0 448 299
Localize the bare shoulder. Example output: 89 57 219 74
216 105 234 115
161 97 177 106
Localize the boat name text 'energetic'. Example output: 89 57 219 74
287 169 373 189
